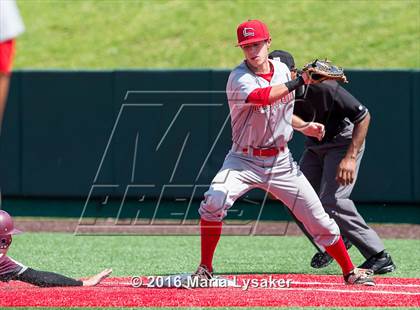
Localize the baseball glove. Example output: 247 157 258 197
302 59 348 83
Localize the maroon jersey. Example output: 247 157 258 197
0 254 27 282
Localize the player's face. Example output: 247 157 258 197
241 39 271 68
0 235 11 255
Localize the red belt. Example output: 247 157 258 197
242 146 285 157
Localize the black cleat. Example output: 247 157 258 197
310 240 353 269
310 252 334 269
358 252 396 275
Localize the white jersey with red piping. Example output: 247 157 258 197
226 58 294 150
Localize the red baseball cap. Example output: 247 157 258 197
236 19 270 46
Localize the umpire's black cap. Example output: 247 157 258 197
269 50 295 71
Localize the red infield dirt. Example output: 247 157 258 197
1 274 419 307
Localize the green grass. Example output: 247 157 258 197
5 233 419 309
14 0 420 69
7 233 420 278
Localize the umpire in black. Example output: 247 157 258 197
269 50 395 274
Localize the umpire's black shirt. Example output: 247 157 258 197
294 81 368 143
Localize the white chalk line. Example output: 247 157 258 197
109 279 420 289
106 283 419 296
291 280 420 288
272 286 420 296
102 279 420 295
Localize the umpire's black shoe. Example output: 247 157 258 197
358 252 396 275
310 240 353 269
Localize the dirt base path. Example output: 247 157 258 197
14 219 420 239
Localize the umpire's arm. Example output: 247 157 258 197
346 112 371 161
334 86 371 186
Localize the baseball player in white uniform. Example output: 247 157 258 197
0 0 25 131
187 20 374 287
0 0 25 206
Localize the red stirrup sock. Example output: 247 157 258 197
200 219 222 272
325 236 354 275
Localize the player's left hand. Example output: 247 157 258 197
336 157 357 186
300 122 325 141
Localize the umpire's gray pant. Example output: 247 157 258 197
293 138 385 259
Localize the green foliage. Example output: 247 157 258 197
14 0 419 69
7 233 420 278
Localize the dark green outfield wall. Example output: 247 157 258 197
0 70 419 204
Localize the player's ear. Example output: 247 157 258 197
266 38 272 49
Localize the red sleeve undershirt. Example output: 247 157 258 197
245 62 274 107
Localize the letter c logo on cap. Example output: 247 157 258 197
243 27 255 37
